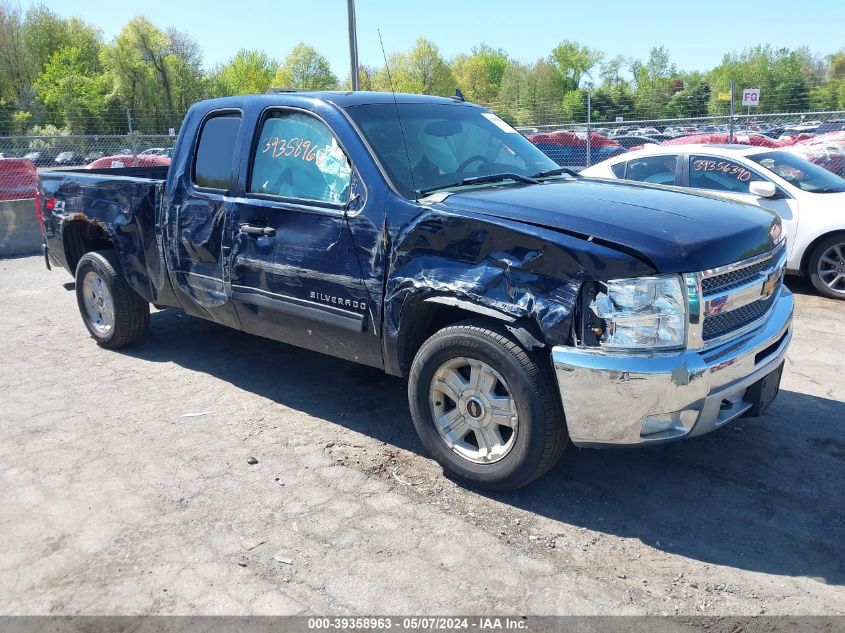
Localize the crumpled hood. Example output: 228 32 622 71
435 178 782 273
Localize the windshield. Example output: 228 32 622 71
750 151 845 193
346 103 559 198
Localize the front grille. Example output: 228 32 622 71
702 247 782 295
702 293 777 341
697 243 785 345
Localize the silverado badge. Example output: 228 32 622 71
310 291 365 311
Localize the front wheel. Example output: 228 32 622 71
408 321 568 491
75 250 150 348
808 235 845 300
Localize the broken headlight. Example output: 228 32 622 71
589 275 686 350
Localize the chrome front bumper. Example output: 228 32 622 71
552 287 793 447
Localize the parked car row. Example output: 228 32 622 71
529 126 845 179
572 118 845 146
0 147 174 167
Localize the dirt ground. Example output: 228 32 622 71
0 254 843 615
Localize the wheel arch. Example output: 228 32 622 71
63 219 116 273
800 229 845 275
394 294 547 378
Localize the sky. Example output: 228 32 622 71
22 0 845 78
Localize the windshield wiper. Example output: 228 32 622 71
459 172 539 186
533 167 580 178
419 172 538 196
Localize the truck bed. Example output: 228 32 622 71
39 165 176 308
43 165 170 181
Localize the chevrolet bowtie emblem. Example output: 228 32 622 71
761 270 780 299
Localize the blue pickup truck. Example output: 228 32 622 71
37 91 793 490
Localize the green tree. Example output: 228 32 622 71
274 43 338 90
453 54 494 103
165 28 207 112
599 55 628 87
707 45 811 114
209 49 278 96
452 44 509 104
34 46 114 133
550 40 603 92
103 17 208 129
497 59 565 125
372 37 455 96
589 84 636 122
124 18 175 114
102 18 169 126
561 89 586 120
663 72 710 118
0 2 30 101
631 46 677 118
342 65 377 91
829 51 845 82
22 4 101 77
810 51 845 109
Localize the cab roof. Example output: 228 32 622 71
196 91 467 111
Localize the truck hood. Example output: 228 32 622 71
435 178 782 273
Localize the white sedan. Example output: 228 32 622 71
582 144 845 299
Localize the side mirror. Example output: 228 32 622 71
749 181 777 198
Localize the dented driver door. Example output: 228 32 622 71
228 108 383 368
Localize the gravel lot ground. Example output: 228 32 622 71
0 254 843 616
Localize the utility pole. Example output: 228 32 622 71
586 91 592 167
728 80 735 144
347 0 360 90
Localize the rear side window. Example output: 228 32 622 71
194 113 241 190
610 162 626 178
625 155 678 185
249 111 351 205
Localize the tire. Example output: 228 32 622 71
75 250 149 348
408 320 568 491
807 234 845 300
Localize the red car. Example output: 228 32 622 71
87 154 171 169
0 158 38 201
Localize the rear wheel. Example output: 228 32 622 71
408 321 568 491
75 250 149 348
808 235 845 300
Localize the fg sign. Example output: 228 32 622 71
742 89 761 107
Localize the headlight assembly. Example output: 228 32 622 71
588 275 687 350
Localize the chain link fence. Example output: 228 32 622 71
0 108 184 200
510 108 845 173
0 133 177 165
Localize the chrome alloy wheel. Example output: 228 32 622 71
818 241 845 296
81 270 115 335
429 357 518 464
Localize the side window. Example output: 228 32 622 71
194 113 241 190
610 161 626 178
689 156 757 193
250 111 352 205
625 155 678 185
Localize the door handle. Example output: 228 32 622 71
240 223 276 237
